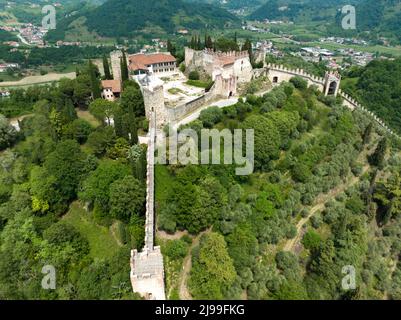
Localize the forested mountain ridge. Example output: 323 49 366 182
46 0 240 41
249 0 401 43
185 0 264 10
156 77 401 300
342 58 401 135
249 0 360 21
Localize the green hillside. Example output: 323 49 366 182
342 58 401 134
0 30 17 42
249 0 401 44
46 0 240 41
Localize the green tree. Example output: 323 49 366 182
89 98 117 125
88 60 101 99
189 232 237 299
302 230 322 251
102 55 112 80
241 38 253 62
241 115 281 169
79 160 130 212
109 175 145 222
369 137 387 167
362 123 373 145
87 126 116 156
0 114 17 150
167 40 176 56
63 118 93 144
120 85 144 117
120 51 129 82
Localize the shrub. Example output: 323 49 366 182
290 76 308 90
142 119 149 132
199 106 223 128
302 230 321 251
163 239 188 259
300 208 309 218
189 70 200 80
310 214 322 229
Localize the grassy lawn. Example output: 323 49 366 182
185 80 212 89
63 202 120 260
155 165 172 204
168 87 184 95
77 110 101 128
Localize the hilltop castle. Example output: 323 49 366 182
107 48 343 130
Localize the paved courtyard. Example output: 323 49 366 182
162 72 205 107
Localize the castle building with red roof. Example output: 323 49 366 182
128 53 177 76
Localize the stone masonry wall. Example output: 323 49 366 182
267 63 400 140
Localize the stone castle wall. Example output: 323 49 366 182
185 47 253 83
130 111 166 300
267 63 399 139
267 63 325 91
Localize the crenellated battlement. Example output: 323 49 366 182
267 63 400 140
267 63 326 84
201 47 249 59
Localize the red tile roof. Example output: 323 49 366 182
128 53 176 71
101 80 122 93
218 56 236 66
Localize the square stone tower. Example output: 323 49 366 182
110 50 123 81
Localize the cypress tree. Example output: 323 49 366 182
120 51 129 82
167 40 176 56
135 146 147 181
363 123 373 145
89 60 101 99
369 137 388 167
103 54 112 80
114 106 124 138
190 36 195 49
127 110 138 145
242 38 253 63
207 36 213 49
197 36 202 50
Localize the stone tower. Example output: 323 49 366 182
323 71 341 96
110 50 123 81
137 74 168 128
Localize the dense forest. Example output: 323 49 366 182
156 76 401 299
46 0 240 40
0 61 148 299
341 58 401 135
0 44 113 68
187 0 263 10
249 0 401 44
0 30 17 42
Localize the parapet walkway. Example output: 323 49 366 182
130 112 166 300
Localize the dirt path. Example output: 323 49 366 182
157 230 188 240
284 164 370 252
178 229 209 300
110 222 124 247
